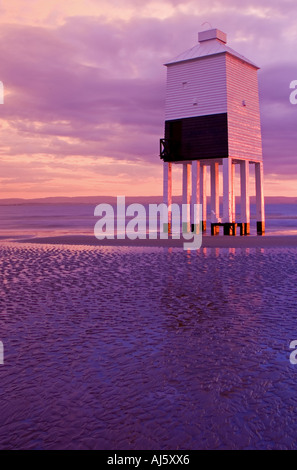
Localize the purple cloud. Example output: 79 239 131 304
0 7 295 194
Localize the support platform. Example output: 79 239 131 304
211 222 251 236
211 223 237 236
162 159 265 238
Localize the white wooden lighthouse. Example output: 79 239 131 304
160 28 265 235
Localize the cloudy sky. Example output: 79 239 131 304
0 0 296 198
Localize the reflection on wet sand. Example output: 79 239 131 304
0 242 296 449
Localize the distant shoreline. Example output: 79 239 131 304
0 195 296 206
8 234 297 248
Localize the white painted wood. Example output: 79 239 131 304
182 163 191 232
163 162 172 232
210 162 220 222
165 31 262 163
223 158 233 223
200 164 207 224
198 29 227 44
162 30 264 234
163 162 172 206
165 54 227 121
240 160 250 223
226 54 262 161
255 162 265 222
231 162 236 222
191 160 200 232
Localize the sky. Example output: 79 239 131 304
0 0 296 198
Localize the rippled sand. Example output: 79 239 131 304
0 242 297 450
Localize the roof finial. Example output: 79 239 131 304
201 21 213 30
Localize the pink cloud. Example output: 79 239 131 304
0 5 295 197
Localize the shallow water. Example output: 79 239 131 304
0 243 297 450
0 202 297 239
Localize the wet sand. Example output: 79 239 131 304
0 242 297 449
14 233 297 248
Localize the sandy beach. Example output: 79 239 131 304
0 0 296 452
0 199 297 450
13 233 297 249
1 240 297 449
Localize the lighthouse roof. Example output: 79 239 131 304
165 28 259 69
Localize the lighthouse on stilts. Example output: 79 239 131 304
160 28 265 236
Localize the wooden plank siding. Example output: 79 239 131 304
165 54 227 121
226 54 262 161
162 50 262 162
